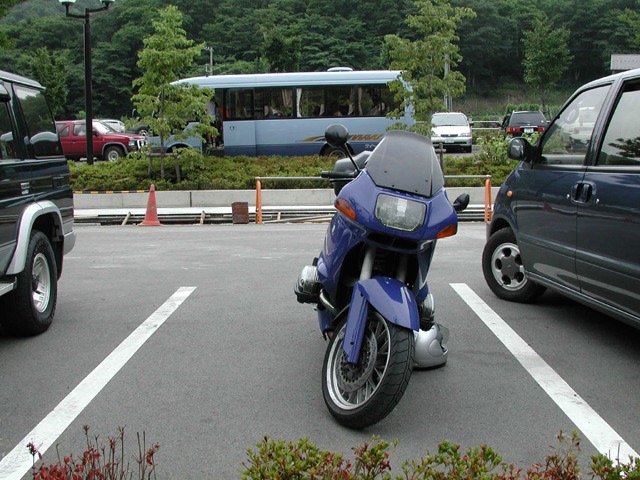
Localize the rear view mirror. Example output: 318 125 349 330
507 137 531 162
325 124 348 148
452 193 470 212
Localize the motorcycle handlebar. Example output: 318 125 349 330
321 171 357 180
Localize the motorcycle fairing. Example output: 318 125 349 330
413 248 435 302
317 212 366 299
342 277 419 363
317 173 457 301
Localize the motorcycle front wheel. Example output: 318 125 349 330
322 311 414 429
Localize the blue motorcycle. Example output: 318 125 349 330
295 125 469 429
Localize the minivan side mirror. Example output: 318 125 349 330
507 137 532 162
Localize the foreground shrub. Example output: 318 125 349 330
26 429 639 479
27 425 159 480
242 431 640 480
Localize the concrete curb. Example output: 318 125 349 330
74 187 496 209
73 187 497 224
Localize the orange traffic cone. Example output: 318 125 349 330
139 184 162 226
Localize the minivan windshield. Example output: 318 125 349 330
365 130 444 197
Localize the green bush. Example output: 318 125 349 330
241 431 640 479
69 153 336 191
69 143 522 192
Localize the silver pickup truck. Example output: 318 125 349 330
0 70 75 335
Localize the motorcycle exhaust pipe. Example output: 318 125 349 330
318 289 339 316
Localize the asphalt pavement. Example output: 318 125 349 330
1 223 638 479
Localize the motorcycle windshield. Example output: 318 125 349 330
365 130 444 198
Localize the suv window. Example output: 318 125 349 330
73 123 86 136
511 111 545 124
0 102 16 159
14 84 62 157
539 85 610 165
598 81 640 166
57 124 70 137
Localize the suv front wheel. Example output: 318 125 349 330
482 227 545 303
0 231 58 335
104 145 125 162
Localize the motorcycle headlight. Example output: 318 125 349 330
375 193 426 232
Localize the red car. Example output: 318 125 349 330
56 120 146 161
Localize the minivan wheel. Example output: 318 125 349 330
482 227 545 303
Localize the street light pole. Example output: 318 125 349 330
58 0 115 165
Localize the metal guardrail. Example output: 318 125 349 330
255 175 493 224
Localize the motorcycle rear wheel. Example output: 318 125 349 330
322 311 414 429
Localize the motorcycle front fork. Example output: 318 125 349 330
359 246 447 368
318 246 435 335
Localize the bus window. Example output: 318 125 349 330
360 86 392 117
260 88 295 118
324 86 354 117
226 89 253 120
298 87 325 118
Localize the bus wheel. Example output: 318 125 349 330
323 145 348 158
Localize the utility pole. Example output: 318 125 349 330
444 53 452 111
204 47 214 76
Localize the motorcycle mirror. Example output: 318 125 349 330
452 193 470 212
325 124 349 148
325 123 361 174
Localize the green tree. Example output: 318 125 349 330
262 29 301 72
453 0 518 87
384 0 476 135
522 17 573 116
132 5 216 180
0 0 23 47
620 0 640 48
23 47 69 116
91 0 161 118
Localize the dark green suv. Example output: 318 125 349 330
0 70 75 335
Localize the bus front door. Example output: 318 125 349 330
223 121 256 156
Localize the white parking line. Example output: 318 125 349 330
451 283 638 461
0 286 196 480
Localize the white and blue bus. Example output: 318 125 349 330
168 68 413 157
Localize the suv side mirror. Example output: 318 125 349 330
507 137 532 162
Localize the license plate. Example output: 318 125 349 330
524 127 533 133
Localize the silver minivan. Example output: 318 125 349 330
430 112 473 153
